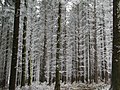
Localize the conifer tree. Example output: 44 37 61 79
112 0 120 89
54 1 61 90
21 0 27 87
9 0 21 90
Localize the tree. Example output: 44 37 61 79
21 0 27 87
112 0 120 89
61 4 67 83
9 0 20 90
93 0 98 83
54 1 61 90
3 29 9 89
27 0 34 85
40 0 47 83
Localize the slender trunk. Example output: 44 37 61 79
93 0 98 84
28 26 33 86
89 33 92 83
54 2 61 90
40 3 47 82
102 5 108 83
77 4 81 83
75 21 78 83
1 4 4 88
21 17 27 87
28 0 35 85
21 0 27 87
3 30 9 88
49 15 54 85
62 7 67 83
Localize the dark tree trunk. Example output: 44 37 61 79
21 16 27 87
112 0 120 89
9 0 20 90
76 4 81 83
93 0 98 84
28 30 32 86
54 2 61 90
21 0 27 87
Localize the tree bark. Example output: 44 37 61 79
3 30 9 88
62 7 67 84
112 0 120 89
93 0 98 84
21 0 27 87
54 1 61 90
40 3 47 82
9 0 20 90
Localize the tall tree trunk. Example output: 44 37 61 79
77 4 81 83
89 32 92 83
102 5 108 83
112 0 120 89
75 20 78 83
54 1 61 90
0 3 4 88
62 7 67 84
3 30 9 88
28 0 35 86
28 49 32 86
21 0 27 87
28 21 32 86
49 14 54 85
93 0 98 84
40 5 47 82
9 0 20 90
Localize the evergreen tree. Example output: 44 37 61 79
21 0 27 87
112 0 120 89
9 0 21 90
54 1 61 90
93 0 98 83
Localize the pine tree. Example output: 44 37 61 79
112 0 120 89
54 1 61 90
40 0 47 82
9 0 21 90
62 6 67 83
3 30 9 88
93 0 98 84
21 0 27 87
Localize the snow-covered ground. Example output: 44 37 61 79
15 82 110 90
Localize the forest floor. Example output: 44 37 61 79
15 82 110 90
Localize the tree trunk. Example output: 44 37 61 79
21 0 27 87
62 7 67 84
77 4 81 83
54 1 61 90
93 0 98 84
9 0 20 90
28 0 35 86
49 15 54 85
75 20 78 83
3 30 9 88
112 0 120 89
40 5 47 82
28 26 32 86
